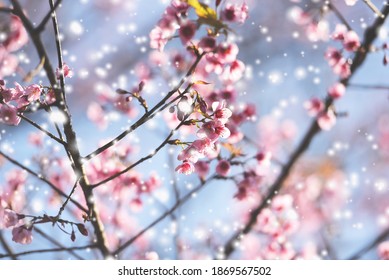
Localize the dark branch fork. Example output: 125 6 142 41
10 0 110 257
6 0 207 258
83 52 206 161
220 3 389 259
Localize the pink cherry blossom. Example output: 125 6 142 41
325 47 342 67
25 84 42 102
222 59 245 83
0 48 18 79
177 145 202 163
331 24 347 41
317 110 336 131
12 226 33 244
3 209 19 228
287 6 311 25
87 102 107 129
304 98 324 117
167 0 189 16
328 83 346 99
212 101 232 124
204 53 224 75
179 20 196 45
194 161 210 178
197 120 231 141
198 36 216 52
256 151 272 165
0 104 21 126
0 87 16 103
150 26 171 51
3 15 28 52
175 161 195 175
28 132 44 147
216 160 231 177
217 43 239 64
145 251 159 260
378 241 389 260
343 30 360 52
56 63 73 79
221 3 249 24
306 21 329 42
333 58 351 78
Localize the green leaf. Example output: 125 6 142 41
186 0 217 19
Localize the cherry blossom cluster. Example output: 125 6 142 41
0 170 31 244
298 16 362 130
175 100 232 175
87 82 140 129
254 195 299 259
150 0 248 52
0 15 28 79
2 208 89 244
0 80 42 125
325 24 360 79
86 140 161 208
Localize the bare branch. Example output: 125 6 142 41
0 7 12 13
113 175 216 256
328 2 352 31
91 119 188 188
348 228 389 260
34 228 84 260
83 52 205 161
0 244 97 259
35 0 63 33
0 231 17 260
0 149 87 212
19 114 67 145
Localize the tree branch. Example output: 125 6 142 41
0 244 97 259
34 227 84 260
348 227 389 260
0 231 17 260
19 114 67 145
35 0 63 33
91 118 188 189
113 175 216 256
220 2 389 259
83 52 205 161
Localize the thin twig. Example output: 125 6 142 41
36 0 63 33
348 227 389 260
91 114 189 188
47 0 111 257
348 83 389 90
0 231 17 260
328 2 352 30
56 178 80 218
363 0 384 18
34 227 84 260
0 149 87 212
0 7 12 13
19 114 67 145
0 244 97 259
83 53 205 161
113 175 216 256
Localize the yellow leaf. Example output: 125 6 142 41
222 143 244 157
194 80 211 85
186 0 217 20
